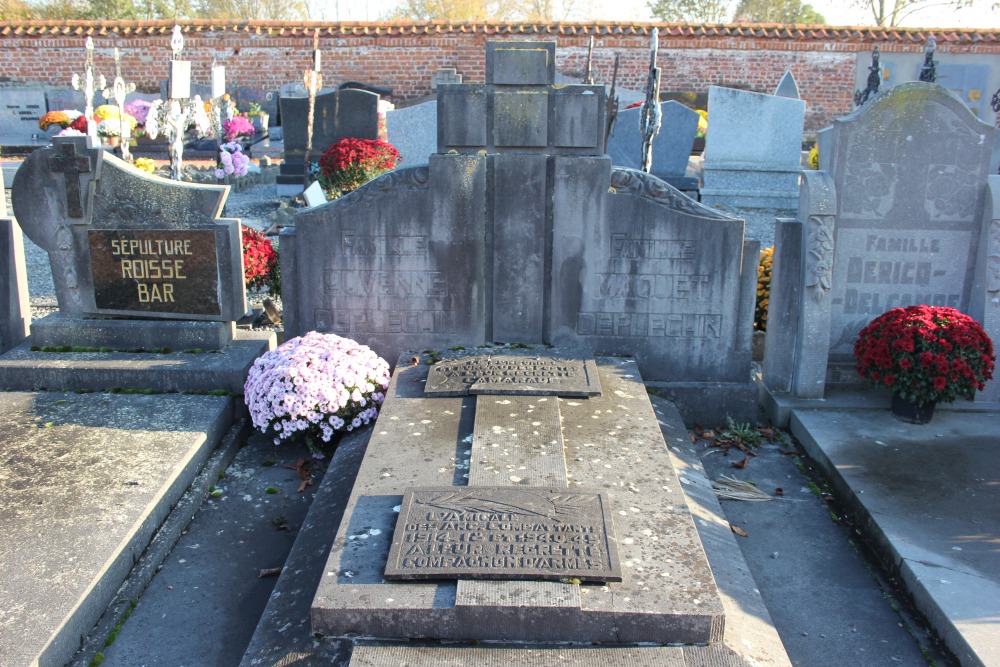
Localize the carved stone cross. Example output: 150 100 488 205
48 141 93 218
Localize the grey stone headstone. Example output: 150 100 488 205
45 88 85 112
1 218 30 354
383 486 622 583
700 86 805 209
773 70 800 99
11 135 246 322
607 101 699 182
0 88 48 141
158 80 211 100
385 101 438 169
424 351 601 397
430 68 463 90
763 82 998 402
816 126 833 172
278 82 335 99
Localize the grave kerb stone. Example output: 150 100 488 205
1 218 30 354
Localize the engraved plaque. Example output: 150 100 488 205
424 352 601 397
384 486 622 582
89 229 221 315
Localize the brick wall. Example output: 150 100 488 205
1 21 998 132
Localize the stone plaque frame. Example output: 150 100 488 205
424 352 602 397
384 486 622 583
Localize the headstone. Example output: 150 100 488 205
11 135 246 333
1 217 30 354
283 41 758 424
700 85 806 209
45 87 85 113
773 70 800 99
816 125 833 171
762 82 998 413
231 86 278 125
606 101 699 189
277 88 380 194
0 88 48 142
385 100 437 168
430 67 463 90
278 81 335 99
2 134 274 392
159 79 210 100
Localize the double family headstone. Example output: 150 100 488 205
277 88 380 194
762 82 999 409
700 85 805 209
606 101 700 190
282 41 759 424
0 88 49 143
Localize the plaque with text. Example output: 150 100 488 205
384 486 622 582
424 352 601 397
89 229 221 316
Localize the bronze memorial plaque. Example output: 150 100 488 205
384 486 622 582
423 352 601 397
89 230 221 315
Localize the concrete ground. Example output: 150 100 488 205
61 394 995 667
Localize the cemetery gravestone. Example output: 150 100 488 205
277 88 380 194
232 87 278 126
762 82 999 413
606 100 700 190
700 85 805 209
773 70 800 99
0 88 49 143
1 216 30 354
385 100 437 169
283 41 759 425
45 87 85 114
0 134 273 392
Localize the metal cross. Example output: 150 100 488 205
102 47 137 162
48 141 93 218
919 36 937 83
639 28 662 174
71 37 106 140
302 30 324 188
854 47 882 107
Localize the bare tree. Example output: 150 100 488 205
853 0 975 26
646 0 731 23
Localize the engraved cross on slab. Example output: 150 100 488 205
48 141 93 218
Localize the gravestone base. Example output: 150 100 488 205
758 383 1000 428
0 329 275 393
700 166 801 209
29 313 237 351
645 379 759 428
311 352 725 646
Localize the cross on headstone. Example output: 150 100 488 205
71 37 106 141
102 47 137 162
430 68 462 90
640 28 662 173
302 31 323 188
48 141 93 218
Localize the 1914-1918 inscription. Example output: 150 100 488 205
424 352 601 397
384 487 622 582
89 229 221 315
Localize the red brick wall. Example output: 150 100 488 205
1 22 998 132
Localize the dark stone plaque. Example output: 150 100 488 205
424 352 601 397
384 486 622 582
89 230 221 316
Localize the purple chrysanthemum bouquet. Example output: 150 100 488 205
244 332 391 456
216 142 250 179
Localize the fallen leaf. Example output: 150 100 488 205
297 478 314 493
758 427 775 439
410 356 420 366
258 567 281 578
775 487 784 496
689 432 698 444
731 456 749 469
730 524 749 537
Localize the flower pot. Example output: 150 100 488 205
103 136 120 147
890 393 936 424
251 114 269 133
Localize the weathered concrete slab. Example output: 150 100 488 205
349 645 687 666
790 408 1000 667
312 354 724 645
0 330 275 393
0 391 233 667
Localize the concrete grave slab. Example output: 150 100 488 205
312 353 724 645
0 391 233 667
0 88 48 142
790 408 1000 667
